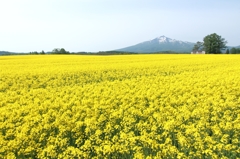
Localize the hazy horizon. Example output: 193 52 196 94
1 0 240 52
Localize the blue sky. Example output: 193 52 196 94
1 0 240 52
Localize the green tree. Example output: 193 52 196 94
59 48 67 54
192 41 203 52
237 48 240 54
52 48 69 54
40 50 45 54
226 49 229 54
30 51 38 55
203 33 227 54
230 48 236 54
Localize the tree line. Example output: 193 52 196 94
192 33 240 54
29 48 70 55
226 47 240 54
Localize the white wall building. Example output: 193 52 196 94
191 51 205 54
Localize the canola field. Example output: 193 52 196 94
0 55 239 158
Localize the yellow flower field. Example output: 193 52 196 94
0 55 239 158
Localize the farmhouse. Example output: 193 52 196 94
191 50 205 54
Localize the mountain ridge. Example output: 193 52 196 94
116 36 195 53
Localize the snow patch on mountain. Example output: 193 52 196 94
156 36 184 44
158 36 168 43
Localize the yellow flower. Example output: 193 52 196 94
0 55 240 158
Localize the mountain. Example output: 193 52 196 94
116 36 195 53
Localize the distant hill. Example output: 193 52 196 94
116 36 195 53
222 45 240 53
0 51 14 55
0 51 26 55
227 45 240 49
